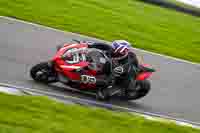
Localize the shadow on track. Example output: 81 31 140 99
26 80 150 110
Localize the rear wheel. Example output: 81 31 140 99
30 62 57 83
125 80 151 100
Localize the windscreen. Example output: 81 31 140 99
86 49 108 72
63 48 107 67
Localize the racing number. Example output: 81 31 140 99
81 75 96 84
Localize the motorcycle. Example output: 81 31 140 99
30 40 155 100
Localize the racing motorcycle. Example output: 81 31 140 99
30 40 155 100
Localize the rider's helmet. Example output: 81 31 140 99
111 40 131 60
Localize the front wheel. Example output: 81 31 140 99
30 62 57 83
125 80 151 100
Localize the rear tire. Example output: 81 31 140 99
30 62 57 83
125 80 151 100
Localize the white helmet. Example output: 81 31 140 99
111 40 131 59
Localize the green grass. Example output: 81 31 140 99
0 92 199 133
0 0 200 63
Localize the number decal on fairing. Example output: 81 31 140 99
81 75 96 84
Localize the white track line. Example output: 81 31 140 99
176 0 200 8
0 82 200 129
0 16 199 66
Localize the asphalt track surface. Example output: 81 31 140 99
0 17 200 123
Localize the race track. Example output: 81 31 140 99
0 17 200 123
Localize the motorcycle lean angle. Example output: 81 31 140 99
30 40 156 100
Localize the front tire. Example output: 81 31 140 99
30 62 57 83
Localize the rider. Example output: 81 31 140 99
111 40 139 70
88 40 139 72
110 40 139 96
88 40 139 97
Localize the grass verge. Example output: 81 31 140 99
0 92 199 133
0 0 200 63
